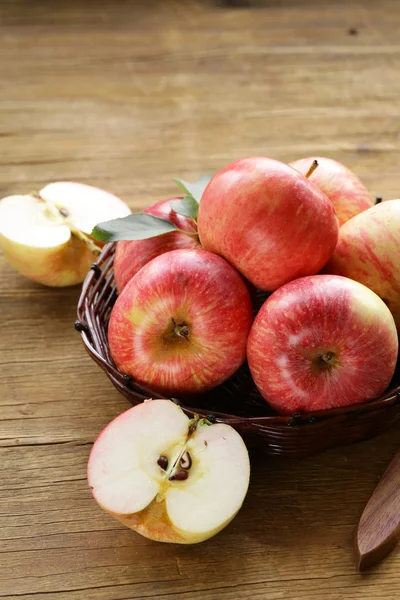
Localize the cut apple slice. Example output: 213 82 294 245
39 182 131 236
87 399 250 544
0 182 130 287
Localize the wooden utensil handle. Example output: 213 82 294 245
356 449 400 570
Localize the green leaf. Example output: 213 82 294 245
169 195 199 219
91 213 179 242
173 174 212 203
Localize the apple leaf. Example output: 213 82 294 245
169 195 199 219
91 213 179 242
173 174 212 204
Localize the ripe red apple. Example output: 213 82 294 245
197 157 339 292
325 200 400 330
87 399 250 544
0 182 131 287
290 156 373 225
113 198 200 292
247 275 398 414
108 248 253 395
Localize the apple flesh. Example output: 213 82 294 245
197 157 339 292
247 275 398 414
290 156 373 225
0 182 131 287
113 198 200 293
324 200 400 330
108 248 253 395
87 399 250 544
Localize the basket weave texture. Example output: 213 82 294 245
76 243 400 458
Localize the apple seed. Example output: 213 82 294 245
180 450 192 470
169 470 189 481
157 455 169 470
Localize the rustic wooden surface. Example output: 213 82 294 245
1 0 400 598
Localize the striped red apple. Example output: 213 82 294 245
247 275 398 414
108 248 253 396
113 198 200 293
325 200 400 330
197 157 339 292
290 156 373 225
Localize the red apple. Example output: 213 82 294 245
113 198 200 292
247 275 398 414
325 200 400 330
108 248 253 395
290 156 373 225
197 157 339 292
87 399 250 544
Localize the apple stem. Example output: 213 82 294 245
305 159 319 178
188 416 200 437
178 228 200 240
33 192 103 256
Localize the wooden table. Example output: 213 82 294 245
1 1 399 598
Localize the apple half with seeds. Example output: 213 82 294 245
87 399 250 544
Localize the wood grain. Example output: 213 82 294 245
1 0 400 598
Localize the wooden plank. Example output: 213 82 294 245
1 0 399 598
0 439 399 598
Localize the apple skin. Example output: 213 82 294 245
113 198 200 292
197 157 339 292
111 464 245 544
247 274 398 414
290 156 373 226
108 248 253 395
325 200 400 330
0 232 95 287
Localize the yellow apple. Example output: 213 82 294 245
0 182 131 286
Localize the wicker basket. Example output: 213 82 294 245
76 243 400 458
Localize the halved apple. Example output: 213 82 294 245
87 399 250 544
0 182 131 287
